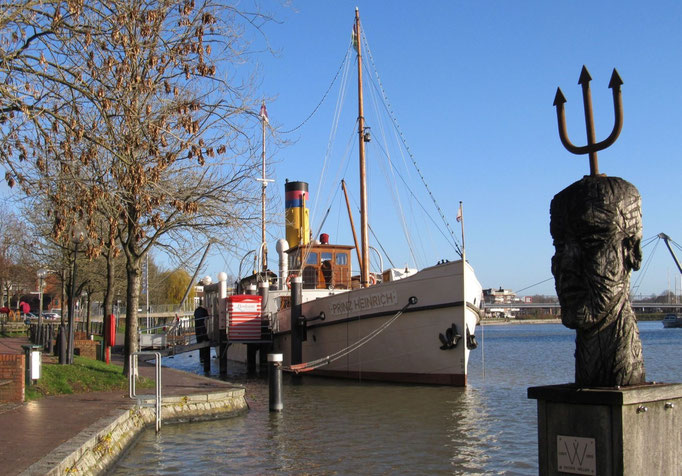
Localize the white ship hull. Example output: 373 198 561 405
271 260 482 386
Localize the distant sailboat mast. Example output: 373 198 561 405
355 7 370 287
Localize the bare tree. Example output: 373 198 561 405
0 207 41 308
2 0 272 373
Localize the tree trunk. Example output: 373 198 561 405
102 246 116 344
60 269 66 326
123 256 142 376
86 292 91 335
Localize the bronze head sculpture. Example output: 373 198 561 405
550 175 646 387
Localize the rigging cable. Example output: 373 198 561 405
361 28 463 257
368 126 461 254
310 45 353 228
345 184 397 269
295 47 354 270
283 296 417 373
514 277 555 295
641 234 660 248
630 236 661 297
365 63 422 268
312 183 342 242
368 222 396 269
279 45 353 135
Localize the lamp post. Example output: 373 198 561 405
66 229 84 365
198 275 213 371
37 269 48 328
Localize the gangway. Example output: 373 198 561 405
138 314 216 357
137 312 274 357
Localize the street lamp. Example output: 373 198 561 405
37 269 48 328
66 229 85 365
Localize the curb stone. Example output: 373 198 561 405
19 389 248 475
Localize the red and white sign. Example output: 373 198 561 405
227 295 262 340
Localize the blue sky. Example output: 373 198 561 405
231 0 682 297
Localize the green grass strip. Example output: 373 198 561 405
25 356 153 401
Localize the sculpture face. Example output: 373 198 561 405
550 176 645 387
550 176 642 330
551 219 636 330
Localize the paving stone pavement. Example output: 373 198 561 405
0 336 240 476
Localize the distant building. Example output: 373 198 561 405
483 287 517 305
483 287 518 319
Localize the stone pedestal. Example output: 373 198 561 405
528 383 681 475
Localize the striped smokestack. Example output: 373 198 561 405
284 180 310 248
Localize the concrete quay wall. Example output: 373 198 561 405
19 389 248 476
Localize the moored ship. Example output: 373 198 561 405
263 180 483 386
204 8 483 386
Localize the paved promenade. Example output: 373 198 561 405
0 337 240 476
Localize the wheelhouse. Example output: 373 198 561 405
287 244 354 289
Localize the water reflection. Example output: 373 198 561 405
446 387 490 473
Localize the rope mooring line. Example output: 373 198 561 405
283 296 418 374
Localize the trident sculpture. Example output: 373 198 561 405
553 65 623 176
550 66 646 387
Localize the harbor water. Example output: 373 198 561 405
111 322 680 475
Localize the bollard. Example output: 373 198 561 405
47 324 54 354
58 324 67 364
290 276 303 366
22 345 42 386
268 353 283 412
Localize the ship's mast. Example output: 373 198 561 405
259 100 272 274
355 8 370 287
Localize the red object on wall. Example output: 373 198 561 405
227 295 262 341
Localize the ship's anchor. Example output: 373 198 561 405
466 326 477 350
553 65 623 176
439 323 461 350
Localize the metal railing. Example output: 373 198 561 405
129 351 162 432
90 302 198 318
74 321 104 335
135 310 276 350
137 314 213 351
